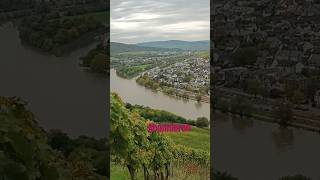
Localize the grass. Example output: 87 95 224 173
194 51 210 59
117 51 149 55
111 163 209 180
164 126 210 152
111 164 143 180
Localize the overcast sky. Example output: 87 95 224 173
111 0 210 44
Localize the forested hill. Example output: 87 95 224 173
136 40 210 51
110 42 182 55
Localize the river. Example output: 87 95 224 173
110 68 210 120
0 23 107 138
213 111 320 180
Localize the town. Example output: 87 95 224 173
139 55 210 101
111 52 188 78
212 0 320 128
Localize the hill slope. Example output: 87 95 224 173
136 40 210 51
110 42 180 54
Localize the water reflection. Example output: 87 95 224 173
213 111 320 179
272 126 294 152
195 101 202 109
231 115 254 133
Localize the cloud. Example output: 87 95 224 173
111 0 209 44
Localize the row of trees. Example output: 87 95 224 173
19 15 103 53
125 103 209 128
215 95 294 126
111 93 210 180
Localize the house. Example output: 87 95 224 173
281 73 308 92
223 67 248 86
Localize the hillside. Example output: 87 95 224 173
136 40 210 51
110 42 181 55
0 96 108 180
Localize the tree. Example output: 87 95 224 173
47 129 74 156
110 93 149 180
196 117 209 128
182 92 189 99
0 96 105 179
196 94 202 102
90 53 107 73
41 38 53 51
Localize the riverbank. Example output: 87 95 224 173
214 104 320 133
214 86 320 133
136 74 210 103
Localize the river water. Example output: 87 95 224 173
0 23 107 138
110 68 210 120
213 111 320 180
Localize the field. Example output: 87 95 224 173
110 126 210 179
165 126 210 151
195 51 210 59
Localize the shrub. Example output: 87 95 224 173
195 117 209 128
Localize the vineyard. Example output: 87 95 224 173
110 93 210 180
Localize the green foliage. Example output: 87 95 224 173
0 96 107 180
80 44 108 74
110 93 149 179
90 53 107 73
125 103 187 124
196 94 202 102
111 93 210 180
195 117 209 128
19 15 103 53
117 65 151 79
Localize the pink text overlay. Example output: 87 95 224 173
147 123 191 133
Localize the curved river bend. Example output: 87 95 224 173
110 68 210 120
0 23 107 138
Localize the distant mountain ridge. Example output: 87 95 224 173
110 42 181 54
136 40 210 51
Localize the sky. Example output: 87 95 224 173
111 0 210 44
